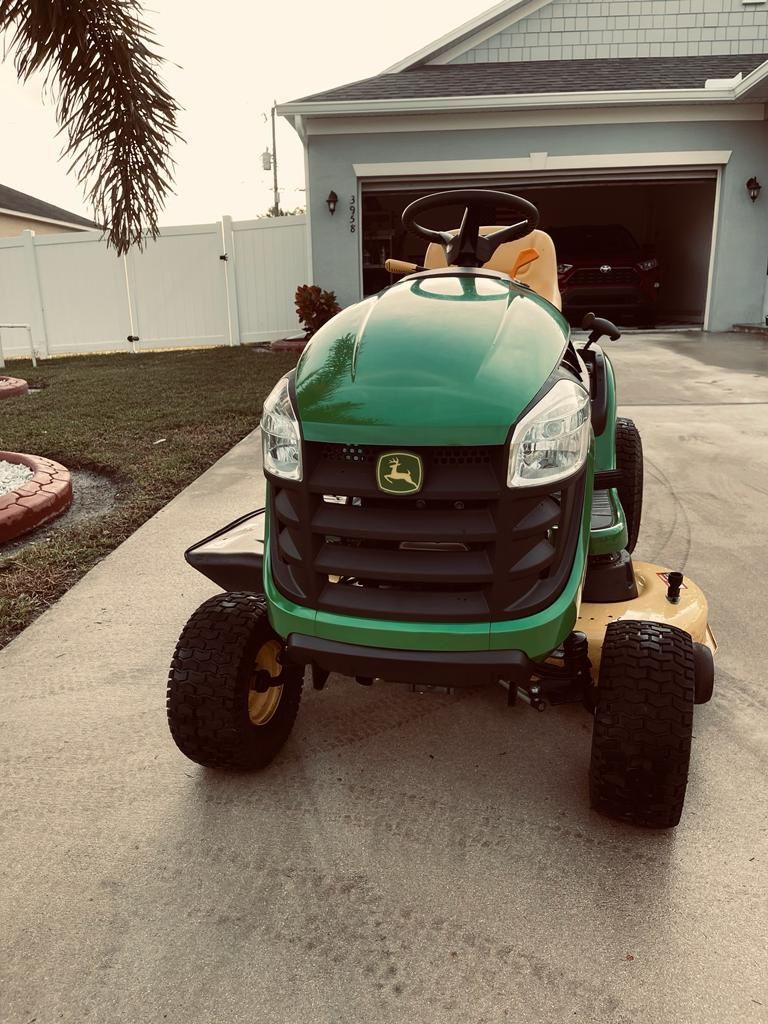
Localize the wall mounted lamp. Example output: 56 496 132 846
747 176 762 202
326 191 339 215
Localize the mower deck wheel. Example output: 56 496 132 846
167 592 303 769
693 642 715 704
589 619 695 828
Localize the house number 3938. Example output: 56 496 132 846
349 195 357 233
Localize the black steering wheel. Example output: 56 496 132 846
402 189 539 269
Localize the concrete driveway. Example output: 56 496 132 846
2 332 767 1024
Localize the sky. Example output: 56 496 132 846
0 0 492 227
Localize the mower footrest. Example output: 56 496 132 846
590 489 616 531
287 633 534 688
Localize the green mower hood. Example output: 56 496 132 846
295 272 569 446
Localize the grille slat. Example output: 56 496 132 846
277 529 302 563
308 459 500 501
274 489 300 526
507 538 557 580
312 503 496 543
315 543 494 584
510 496 560 538
318 583 490 622
319 444 491 466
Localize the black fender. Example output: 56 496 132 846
580 345 609 437
185 508 265 592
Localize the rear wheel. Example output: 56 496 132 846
616 417 643 553
589 620 695 828
167 592 303 769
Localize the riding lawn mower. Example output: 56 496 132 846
167 189 716 829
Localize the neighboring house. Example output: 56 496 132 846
0 183 97 238
279 0 768 331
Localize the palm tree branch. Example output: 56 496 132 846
0 0 182 253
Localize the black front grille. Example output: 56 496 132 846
268 442 585 623
570 267 638 285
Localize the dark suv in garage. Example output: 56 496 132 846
549 224 661 327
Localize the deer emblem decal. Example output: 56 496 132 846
376 451 423 495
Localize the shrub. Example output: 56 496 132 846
295 285 341 339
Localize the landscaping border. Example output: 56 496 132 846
0 376 29 399
0 452 72 544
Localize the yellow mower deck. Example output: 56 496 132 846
577 561 716 677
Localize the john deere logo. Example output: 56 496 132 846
376 451 423 495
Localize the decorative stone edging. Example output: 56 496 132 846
0 452 73 544
0 376 29 399
270 338 308 352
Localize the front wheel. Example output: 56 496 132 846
589 620 695 828
167 592 303 769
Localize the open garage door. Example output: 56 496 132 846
361 170 717 328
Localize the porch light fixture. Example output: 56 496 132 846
326 191 339 215
746 177 762 202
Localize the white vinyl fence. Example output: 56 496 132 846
0 215 308 358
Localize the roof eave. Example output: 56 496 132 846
383 0 537 74
277 85 743 119
0 206 97 231
734 57 768 99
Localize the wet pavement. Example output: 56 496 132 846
1 332 767 1024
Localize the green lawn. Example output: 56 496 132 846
0 346 297 649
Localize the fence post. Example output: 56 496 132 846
221 215 241 346
21 230 49 358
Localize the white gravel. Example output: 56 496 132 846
0 459 33 496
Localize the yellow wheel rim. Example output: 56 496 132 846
248 639 284 726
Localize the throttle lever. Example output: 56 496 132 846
581 311 622 350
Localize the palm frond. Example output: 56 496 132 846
0 0 182 253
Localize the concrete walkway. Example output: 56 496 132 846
2 333 767 1024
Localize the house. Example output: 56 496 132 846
279 0 768 331
0 183 97 238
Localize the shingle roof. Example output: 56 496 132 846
293 53 768 104
0 183 97 229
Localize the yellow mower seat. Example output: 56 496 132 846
424 227 562 310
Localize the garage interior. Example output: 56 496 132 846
361 174 716 328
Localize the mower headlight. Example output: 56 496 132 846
507 379 591 488
261 375 302 481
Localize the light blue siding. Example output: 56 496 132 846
451 0 768 62
306 117 768 331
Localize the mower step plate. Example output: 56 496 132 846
590 489 616 531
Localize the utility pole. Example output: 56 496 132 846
271 101 280 217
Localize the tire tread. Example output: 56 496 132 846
615 417 643 553
167 592 303 769
589 619 695 828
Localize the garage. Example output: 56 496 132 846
281 1 768 331
361 171 718 328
